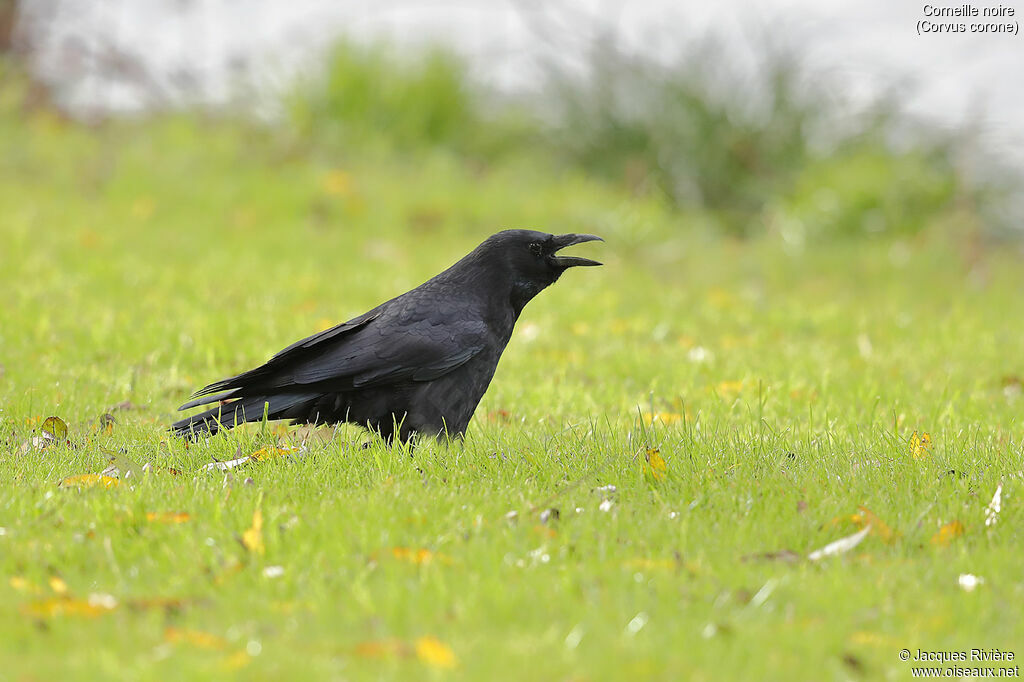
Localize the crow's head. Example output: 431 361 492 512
476 229 603 311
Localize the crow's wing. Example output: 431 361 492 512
278 303 487 388
178 296 486 410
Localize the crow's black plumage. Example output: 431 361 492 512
171 230 602 442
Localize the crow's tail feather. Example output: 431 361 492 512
170 393 315 439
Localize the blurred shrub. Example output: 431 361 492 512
774 144 958 242
538 38 974 238
290 36 989 241
290 41 535 158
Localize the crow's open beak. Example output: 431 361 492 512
550 233 603 267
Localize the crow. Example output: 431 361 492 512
171 230 602 442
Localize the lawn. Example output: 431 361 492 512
2 107 1023 681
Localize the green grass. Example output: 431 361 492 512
2 107 1024 681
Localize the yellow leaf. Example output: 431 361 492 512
641 412 682 426
164 627 226 650
250 447 298 462
60 474 120 489
716 380 744 397
831 506 896 544
242 508 265 555
643 448 667 481
354 638 407 659
415 636 458 669
220 651 251 671
391 547 450 565
41 416 68 440
9 576 42 594
20 595 117 619
146 511 192 524
910 431 932 460
322 170 353 197
931 520 964 546
48 576 68 595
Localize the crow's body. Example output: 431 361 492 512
171 230 601 442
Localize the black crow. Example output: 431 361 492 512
171 230 602 442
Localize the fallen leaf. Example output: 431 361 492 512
249 447 298 462
808 526 871 561
41 416 68 441
97 413 116 435
716 380 744 398
354 639 407 659
740 550 801 564
60 474 120 489
203 446 300 472
102 448 144 479
322 169 353 197
390 547 451 565
855 506 895 543
146 512 192 524
241 508 265 555
984 483 1002 527
415 636 458 669
21 594 118 619
202 454 252 473
220 651 251 670
9 576 42 594
910 431 932 460
931 520 964 546
640 412 682 426
643 448 667 481
164 627 226 650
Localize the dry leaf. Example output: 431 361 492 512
41 416 68 441
21 594 118 618
716 380 744 398
354 639 407 659
9 576 42 594
101 449 145 479
202 454 251 472
241 508 265 555
249 447 298 462
984 483 1002 527
640 412 682 426
146 512 192 524
808 526 871 561
164 627 226 650
390 547 451 565
829 506 896 543
643 448 667 481
910 431 932 460
203 446 300 472
60 474 120 489
931 520 964 546
415 637 458 669
220 651 252 671
739 550 801 564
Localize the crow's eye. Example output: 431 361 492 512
529 242 543 257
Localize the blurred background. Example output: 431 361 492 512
3 0 1023 245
